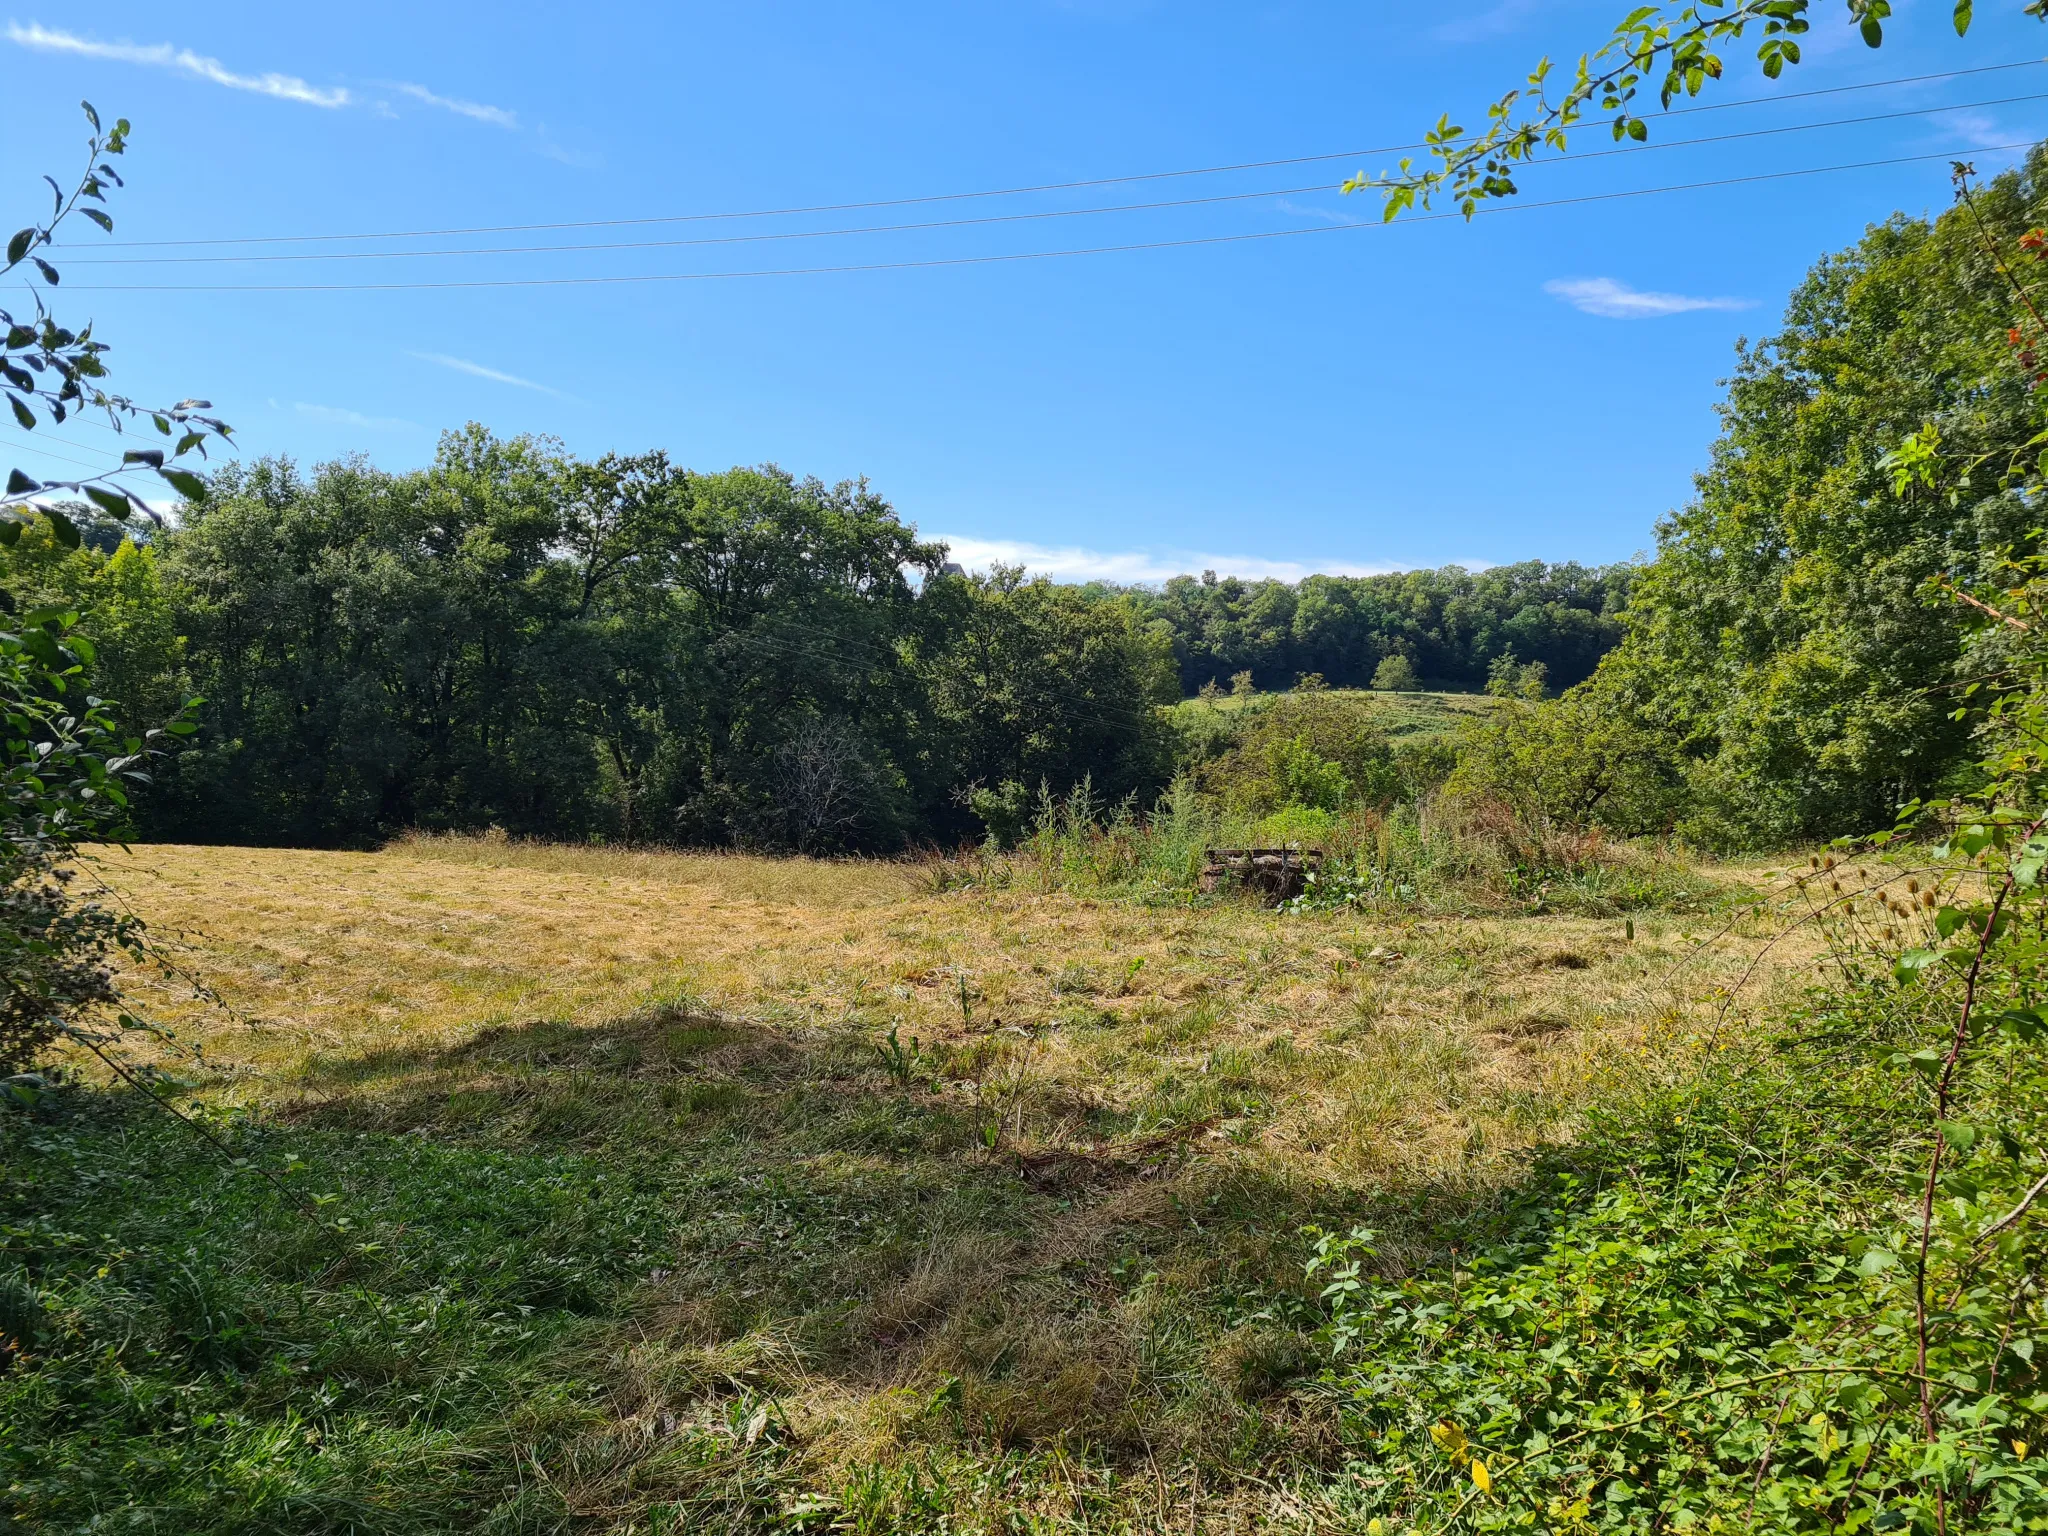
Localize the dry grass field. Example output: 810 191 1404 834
52 836 1818 1532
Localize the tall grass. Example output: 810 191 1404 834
943 778 1725 916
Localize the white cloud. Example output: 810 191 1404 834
6 21 351 107
932 535 1405 586
388 81 517 129
293 402 421 432
1543 276 1756 320
409 351 577 401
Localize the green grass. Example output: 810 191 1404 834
1165 687 1497 742
0 841 1802 1533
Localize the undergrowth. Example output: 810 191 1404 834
935 779 1725 920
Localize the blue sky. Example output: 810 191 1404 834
7 1 2048 579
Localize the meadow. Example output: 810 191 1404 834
0 835 1802 1534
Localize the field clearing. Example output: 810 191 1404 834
51 838 1823 1531
1165 688 1496 743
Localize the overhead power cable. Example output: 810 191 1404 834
60 144 2042 294
67 57 2048 252
59 92 2048 268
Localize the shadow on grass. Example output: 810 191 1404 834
1 1000 1545 1533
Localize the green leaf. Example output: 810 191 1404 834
40 509 79 550
7 395 32 431
1891 948 1940 985
4 469 39 496
1859 15 1883 44
1995 1008 2048 1043
157 467 206 501
79 208 113 235
1954 0 1973 34
82 485 130 521
30 258 58 287
4 230 31 267
0 521 19 548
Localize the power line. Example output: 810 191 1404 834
57 92 2048 269
65 58 2048 253
60 143 2041 294
5 437 118 476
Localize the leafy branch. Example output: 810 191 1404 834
1354 1 2040 219
2 101 231 546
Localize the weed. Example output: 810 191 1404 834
875 1023 922 1086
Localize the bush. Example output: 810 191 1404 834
0 605 189 1076
1204 690 1402 815
1372 655 1420 692
1443 686 1686 839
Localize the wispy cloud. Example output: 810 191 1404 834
292 402 421 432
1276 198 1366 227
9 22 523 133
534 134 604 170
409 351 577 401
1432 0 1544 43
6 21 351 107
1544 276 1755 319
933 535 1406 586
1939 112 2032 152
387 80 517 129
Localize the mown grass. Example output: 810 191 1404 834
1 841 1812 1533
1167 689 1495 739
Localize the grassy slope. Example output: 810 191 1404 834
1165 689 1496 742
1 840 1803 1533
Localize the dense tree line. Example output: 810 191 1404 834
36 130 2039 860
1126 561 1634 695
7 428 1176 851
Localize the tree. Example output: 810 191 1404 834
919 566 1179 842
1137 563 1629 695
1359 2 2045 220
1372 654 1420 692
1581 155 2048 845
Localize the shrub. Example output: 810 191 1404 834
0 607 190 1076
1443 686 1686 838
1372 655 1421 692
1205 691 1402 815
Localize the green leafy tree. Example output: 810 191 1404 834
1372 653 1420 692
1444 685 1687 836
0 610 191 1076
920 566 1179 843
1589 156 2048 845
1140 562 1628 696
